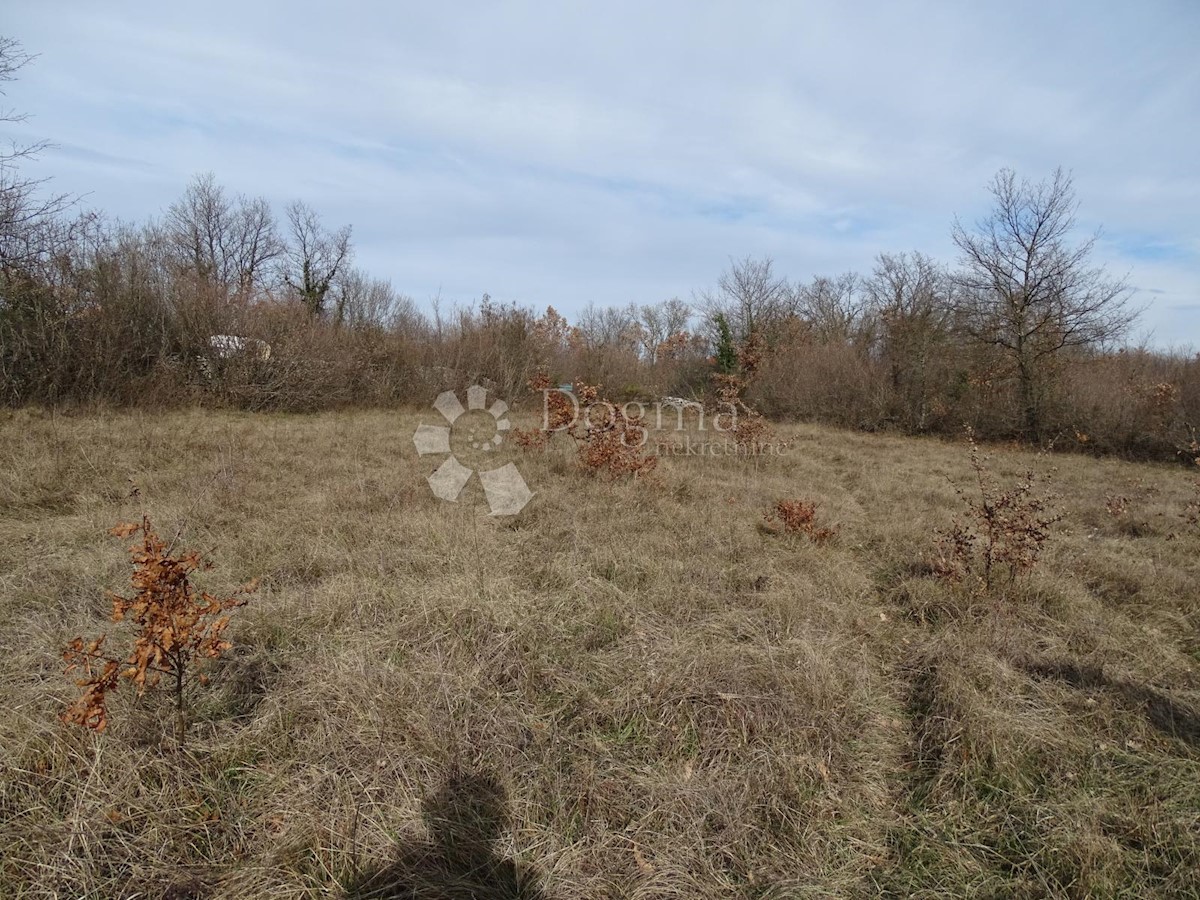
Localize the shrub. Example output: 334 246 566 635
932 429 1061 591
764 499 836 544
513 371 572 452
61 516 256 744
1180 428 1200 467
712 373 773 455
515 371 657 478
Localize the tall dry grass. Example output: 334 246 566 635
0 407 1198 897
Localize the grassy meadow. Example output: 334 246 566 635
1 406 1199 898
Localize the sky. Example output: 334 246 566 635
4 1 1199 347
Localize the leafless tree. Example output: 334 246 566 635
952 167 1138 439
282 200 352 318
164 173 280 293
575 301 641 352
865 252 953 429
796 272 872 346
384 293 429 338
0 37 73 276
333 268 422 330
229 196 280 291
700 256 794 342
638 297 692 361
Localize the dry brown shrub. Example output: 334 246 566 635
576 404 658 479
1180 428 1200 467
737 330 766 379
713 372 773 455
764 499 837 544
932 429 1061 590
514 371 657 477
61 516 256 744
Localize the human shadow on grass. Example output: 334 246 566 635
345 771 549 900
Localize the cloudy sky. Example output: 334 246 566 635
4 1 1198 345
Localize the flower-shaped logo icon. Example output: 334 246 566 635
412 385 533 515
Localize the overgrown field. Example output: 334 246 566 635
1 408 1199 898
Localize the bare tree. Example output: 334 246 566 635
952 168 1137 439
165 173 280 292
384 292 429 338
333 268 415 329
229 195 280 291
0 37 72 275
575 301 641 352
638 297 692 361
796 272 871 346
865 252 953 429
282 200 352 318
700 256 794 342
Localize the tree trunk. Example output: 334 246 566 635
174 659 187 748
1017 357 1040 442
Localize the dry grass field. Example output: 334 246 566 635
1 406 1199 898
